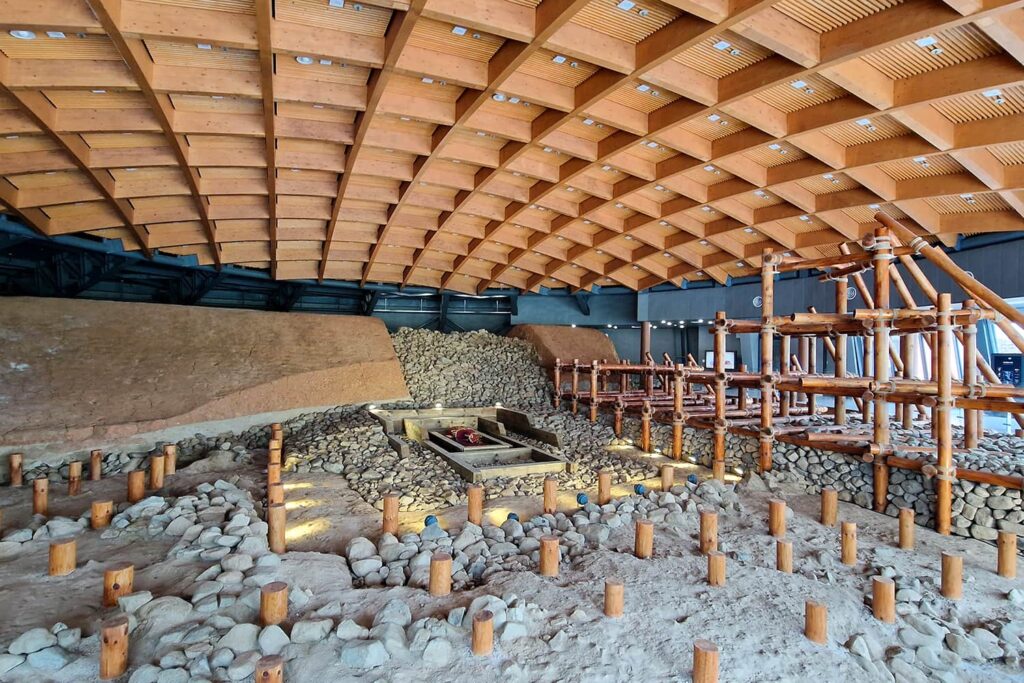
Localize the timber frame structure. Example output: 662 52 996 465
0 1 1023 295
555 211 1024 534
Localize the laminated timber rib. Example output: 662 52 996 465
0 0 1023 290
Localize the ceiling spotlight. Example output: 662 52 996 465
625 235 634 240
552 54 567 64
655 184 665 191
9 30 36 40
791 80 807 89
451 25 467 36
645 141 660 149
743 228 755 234
730 48 741 56
508 96 521 104
799 215 810 221
46 31 65 39
637 84 651 92
295 56 314 65
713 40 731 51
615 202 625 208
699 240 709 246
422 77 434 84
197 43 212 50
869 204 881 210
329 0 345 5
960 193 977 204
583 118 594 125
543 147 553 153
320 58 332 65
602 165 613 171
570 61 578 68
616 0 636 9
492 92 505 101
659 220 669 226
736 261 745 267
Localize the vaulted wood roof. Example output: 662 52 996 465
1 0 1022 293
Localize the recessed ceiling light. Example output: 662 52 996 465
552 54 567 64
699 240 709 246
508 96 521 104
296 56 314 65
423 77 434 84
625 235 633 240
616 0 636 9
768 143 782 150
602 165 613 171
799 215 810 221
543 147 553 153
983 88 1002 98
636 84 651 93
319 59 332 65
703 165 716 173
328 0 344 6
869 204 881 210
791 80 807 89
9 30 35 40
583 118 594 126
197 43 212 50
659 220 668 226
855 118 872 126
646 141 659 149
914 36 938 47
663 252 671 257
736 261 745 267
91 89 106 94
46 31 66 39
492 92 505 101
452 25 467 36
707 114 721 122
744 228 755 234
597 249 604 254
713 40 731 51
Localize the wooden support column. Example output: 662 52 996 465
68 461 82 496
9 453 23 487
613 400 624 438
571 359 579 415
900 334 914 429
872 224 892 514
553 359 561 409
382 493 399 534
737 364 748 410
799 337 810 407
90 450 103 481
713 312 728 481
962 300 979 450
759 250 778 472
936 293 954 535
672 365 684 460
807 339 817 415
640 401 652 453
930 331 939 439
467 484 483 526
100 615 129 680
780 336 791 417
834 276 848 425
863 334 874 423
589 361 599 422
641 322 653 395
33 478 48 516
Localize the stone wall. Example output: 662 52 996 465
0 297 409 458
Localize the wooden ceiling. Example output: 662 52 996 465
0 0 1023 293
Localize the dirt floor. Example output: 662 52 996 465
0 443 1020 682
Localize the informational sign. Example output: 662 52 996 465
705 350 736 370
993 353 1023 387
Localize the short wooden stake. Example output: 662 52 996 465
267 482 284 506
33 478 48 516
604 579 624 618
467 484 483 526
48 538 76 576
543 476 557 514
941 552 962 600
776 540 792 573
539 535 560 577
840 521 857 566
9 453 23 487
693 639 719 683
255 655 283 683
91 500 114 529
804 601 827 644
99 614 129 680
268 503 286 554
898 508 914 549
634 519 653 559
820 488 837 527
68 461 82 496
260 581 289 626
661 465 674 492
872 576 895 623
768 498 786 538
707 551 726 586
127 470 145 503
267 462 281 486
149 455 165 490
429 552 452 597
597 469 611 505
90 449 102 481
471 610 493 656
699 510 717 555
997 531 1017 579
162 444 177 475
382 493 399 534
103 562 134 607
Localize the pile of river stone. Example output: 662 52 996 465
341 479 742 589
391 328 551 408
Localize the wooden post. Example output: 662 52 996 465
634 519 653 559
49 538 76 576
33 478 48 516
737 363 748 409
641 321 653 395
807 338 817 415
640 401 652 452
91 500 114 529
713 311 728 481
941 552 962 599
899 334 912 428
149 455 165 490
269 446 281 466
382 492 399 534
699 510 717 554
997 531 1016 579
604 579 624 618
962 301 978 449
871 224 892 514
589 362 599 422
834 276 849 425
267 482 284 506
780 336 791 417
799 337 810 409
260 581 289 625
613 400 623 438
268 503 286 554
68 461 82 496
471 610 494 656
693 640 719 683
840 521 857 566
768 498 786 538
162 444 177 476
898 508 914 549
804 601 827 644
429 552 452 596
553 359 562 408
9 453 23 487
661 465 674 492
90 449 103 481
543 477 557 514
820 488 837 527
672 364 684 461
267 462 281 486
255 655 284 683
760 251 777 472
936 293 953 535
872 576 895 623
598 470 611 505
539 536 559 576
707 551 726 586
467 484 483 526
776 540 793 573
127 470 145 503
571 359 579 415
99 615 129 680
103 562 134 607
